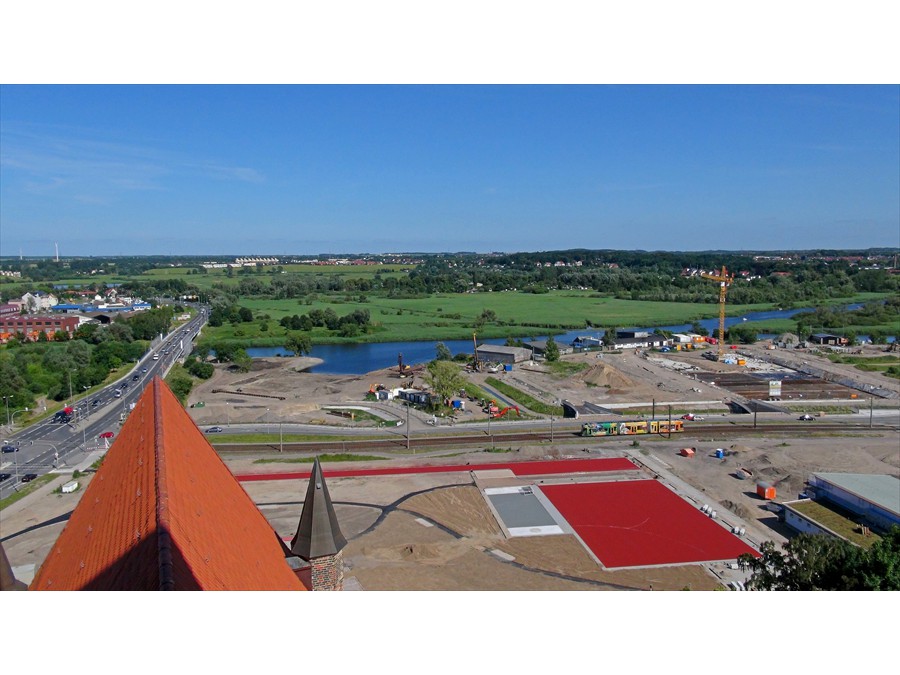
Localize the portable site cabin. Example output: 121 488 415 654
757 482 777 500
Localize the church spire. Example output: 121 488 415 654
291 457 347 559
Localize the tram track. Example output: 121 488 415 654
214 421 899 455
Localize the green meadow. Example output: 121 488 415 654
203 290 897 347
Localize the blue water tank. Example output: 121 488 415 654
715 449 725 459
505 364 512 371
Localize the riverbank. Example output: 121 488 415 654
199 291 895 351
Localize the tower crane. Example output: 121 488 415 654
700 266 734 358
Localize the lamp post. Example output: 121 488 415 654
2 395 11 429
225 402 230 427
10 407 29 431
279 422 283 453
266 408 270 437
488 411 493 450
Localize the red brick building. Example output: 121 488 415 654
0 314 80 341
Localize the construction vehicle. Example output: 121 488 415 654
482 400 499 415
398 353 411 378
700 266 734 359
491 406 520 419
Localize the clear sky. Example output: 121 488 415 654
1 85 898 257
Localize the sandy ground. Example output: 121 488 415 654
3 339 898 591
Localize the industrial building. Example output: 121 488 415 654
475 344 531 364
0 315 80 341
523 340 573 357
781 472 900 545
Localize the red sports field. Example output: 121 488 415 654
541 480 759 568
235 457 638 482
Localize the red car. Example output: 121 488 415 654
99 431 115 439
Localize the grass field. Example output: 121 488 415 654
484 376 563 416
203 292 782 346
202 291 896 348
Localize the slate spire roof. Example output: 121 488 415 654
30 377 306 591
290 457 347 560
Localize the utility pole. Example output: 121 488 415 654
406 402 410 451
869 397 873 429
668 405 672 439
280 422 283 453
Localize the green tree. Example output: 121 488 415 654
435 342 453 361
544 335 560 362
285 333 312 356
167 371 193 403
232 348 253 373
602 326 618 347
739 528 900 591
424 360 467 406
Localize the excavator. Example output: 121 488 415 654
492 406 520 419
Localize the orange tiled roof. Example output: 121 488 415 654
30 377 306 591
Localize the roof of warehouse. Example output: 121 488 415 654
813 473 900 517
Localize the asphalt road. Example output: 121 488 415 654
0 312 208 499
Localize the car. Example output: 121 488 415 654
99 431 115 439
142 367 148 373
205 426 224 434
0 473 11 481
2 445 18 453
91 398 101 407
132 375 140 381
114 390 122 398
121 382 129 390
798 414 814 421
21 473 38 483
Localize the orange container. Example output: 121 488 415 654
756 483 776 500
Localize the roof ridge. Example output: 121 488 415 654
154 378 176 590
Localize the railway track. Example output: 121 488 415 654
215 421 899 455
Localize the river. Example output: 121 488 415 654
238 303 893 374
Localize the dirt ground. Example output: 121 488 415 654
3 338 898 591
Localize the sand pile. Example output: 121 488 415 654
578 363 638 393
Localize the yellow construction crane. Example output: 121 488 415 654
700 265 734 358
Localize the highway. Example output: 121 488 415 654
0 310 208 499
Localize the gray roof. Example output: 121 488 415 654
475 345 529 356
290 457 347 560
813 473 900 517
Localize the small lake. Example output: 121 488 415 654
239 303 893 375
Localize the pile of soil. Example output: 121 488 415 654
577 363 638 393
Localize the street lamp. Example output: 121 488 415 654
2 395 11 429
488 411 493 450
10 407 29 431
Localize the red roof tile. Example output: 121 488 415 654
30 377 306 591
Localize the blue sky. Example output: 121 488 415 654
1 85 898 257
